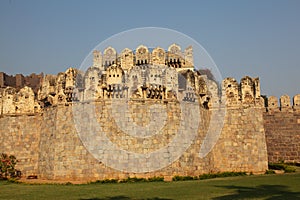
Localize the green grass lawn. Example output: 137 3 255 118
1 173 300 200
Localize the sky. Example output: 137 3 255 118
0 0 299 98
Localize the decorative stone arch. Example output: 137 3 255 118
152 47 165 65
135 45 149 65
240 76 254 104
121 48 134 71
103 46 117 68
168 43 181 54
167 44 183 68
222 77 239 106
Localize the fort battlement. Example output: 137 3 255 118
1 72 299 116
265 94 300 112
0 44 299 182
92 43 194 71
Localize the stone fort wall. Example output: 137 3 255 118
0 74 299 181
0 99 267 181
0 114 41 176
0 44 299 181
0 74 271 181
263 95 300 163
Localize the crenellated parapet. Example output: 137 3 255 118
71 44 213 104
0 72 43 94
1 69 267 114
0 45 278 114
92 43 194 72
263 94 300 164
265 94 300 113
222 76 263 107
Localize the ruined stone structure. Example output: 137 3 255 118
0 44 298 182
0 72 43 94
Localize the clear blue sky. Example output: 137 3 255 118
0 0 299 98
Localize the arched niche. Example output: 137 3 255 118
121 48 134 71
152 47 165 66
135 45 149 65
103 46 117 67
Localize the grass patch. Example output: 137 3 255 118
0 173 300 199
268 163 297 173
173 171 247 181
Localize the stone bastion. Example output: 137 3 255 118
0 44 299 181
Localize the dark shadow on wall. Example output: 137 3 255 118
80 196 172 200
212 185 300 200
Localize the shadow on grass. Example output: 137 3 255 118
212 185 300 200
80 196 172 200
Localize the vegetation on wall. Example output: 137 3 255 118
0 153 21 180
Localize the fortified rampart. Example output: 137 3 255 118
263 95 300 163
0 97 268 181
0 44 298 181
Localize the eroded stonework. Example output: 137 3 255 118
0 44 268 114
